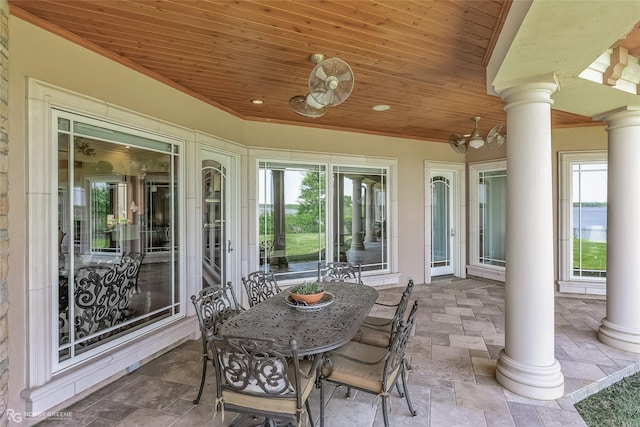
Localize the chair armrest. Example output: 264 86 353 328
359 322 392 332
373 301 399 308
318 342 391 378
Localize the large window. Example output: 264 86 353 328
558 152 607 293
258 161 388 282
479 169 506 267
468 161 506 280
56 111 181 368
572 163 607 277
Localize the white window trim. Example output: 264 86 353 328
24 78 198 413
557 150 607 295
467 159 507 282
247 148 400 287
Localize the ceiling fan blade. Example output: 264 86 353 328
315 66 328 81
310 89 334 106
306 93 326 109
290 95 326 118
337 71 352 81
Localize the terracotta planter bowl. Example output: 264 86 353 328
289 290 325 305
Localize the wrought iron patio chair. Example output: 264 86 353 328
210 334 318 427
122 251 145 294
241 270 282 307
319 301 419 427
352 279 414 349
317 261 362 284
59 254 142 346
190 281 243 405
63 254 143 346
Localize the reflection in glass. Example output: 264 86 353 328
572 163 607 277
202 160 226 289
333 166 387 274
431 176 450 268
479 169 506 267
258 162 388 282
56 113 179 366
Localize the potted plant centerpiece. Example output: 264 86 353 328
289 281 325 305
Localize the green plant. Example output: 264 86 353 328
290 281 322 295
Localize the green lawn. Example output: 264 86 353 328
261 233 327 258
575 372 640 426
574 238 607 271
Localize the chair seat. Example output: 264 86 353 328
324 342 400 394
224 359 316 415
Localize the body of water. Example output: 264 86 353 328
574 205 607 242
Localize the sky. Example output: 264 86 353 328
573 165 607 203
259 170 353 204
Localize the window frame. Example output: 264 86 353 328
557 151 608 294
248 149 398 286
26 79 191 387
468 160 507 282
53 109 183 370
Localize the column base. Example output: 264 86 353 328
496 350 564 400
599 318 640 353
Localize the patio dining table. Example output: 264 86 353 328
220 281 379 356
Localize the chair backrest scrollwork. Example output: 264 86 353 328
318 261 362 284
213 335 299 398
241 270 281 307
191 282 243 341
72 254 142 344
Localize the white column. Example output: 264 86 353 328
495 81 564 400
350 176 364 250
597 107 640 352
364 180 377 242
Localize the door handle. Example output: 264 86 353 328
227 240 233 252
450 228 455 237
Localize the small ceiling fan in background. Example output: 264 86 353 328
486 123 507 149
290 54 355 118
448 133 468 154
448 116 507 153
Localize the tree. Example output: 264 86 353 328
296 171 325 233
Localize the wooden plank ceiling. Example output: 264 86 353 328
9 0 594 143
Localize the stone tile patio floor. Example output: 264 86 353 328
37 277 640 426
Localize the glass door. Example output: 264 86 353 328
431 172 454 276
202 158 227 288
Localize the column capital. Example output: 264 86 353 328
493 73 559 102
593 106 640 129
498 78 559 112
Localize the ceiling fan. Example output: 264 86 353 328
448 133 469 154
448 116 507 153
290 54 355 118
486 123 507 149
289 95 326 118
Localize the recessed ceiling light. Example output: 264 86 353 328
251 99 264 105
372 104 390 111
